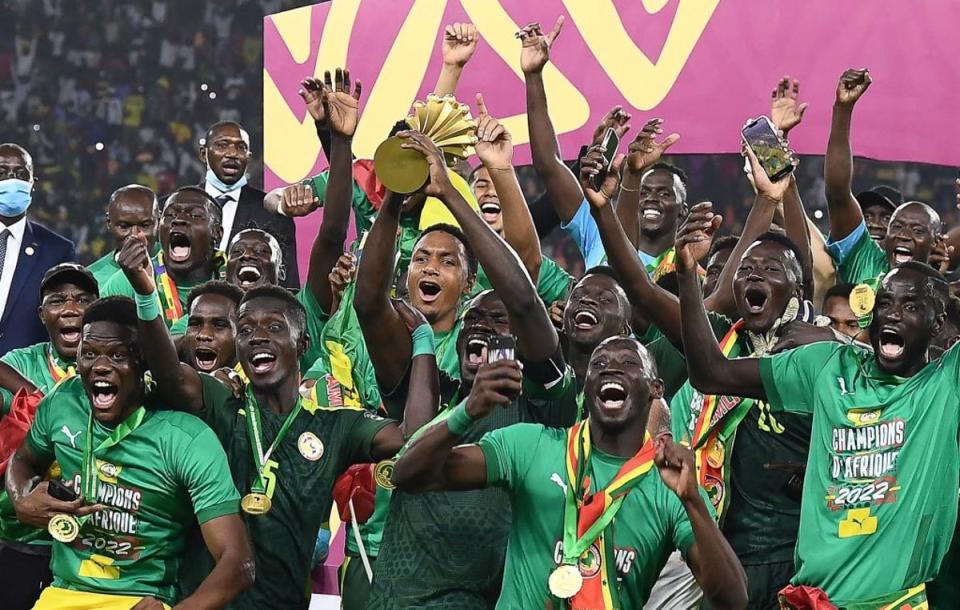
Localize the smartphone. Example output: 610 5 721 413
741 117 795 182
591 128 621 191
486 335 517 363
47 479 78 502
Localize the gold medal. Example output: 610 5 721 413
375 460 396 490
48 513 80 543
705 438 725 468
849 283 876 318
241 492 272 515
548 564 583 599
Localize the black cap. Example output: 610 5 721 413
870 185 903 206
855 190 896 214
40 263 99 299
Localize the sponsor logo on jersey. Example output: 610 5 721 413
97 460 122 484
298 431 324 461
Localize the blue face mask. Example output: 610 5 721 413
205 167 247 194
0 178 33 217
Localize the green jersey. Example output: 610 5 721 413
297 286 331 372
832 223 889 285
0 341 76 547
368 371 580 610
759 342 960 605
472 255 573 306
87 244 160 288
640 312 731 401
24 378 239 604
669 319 811 565
478 423 706 609
185 374 393 610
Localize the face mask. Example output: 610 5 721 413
205 167 247 194
0 178 33 217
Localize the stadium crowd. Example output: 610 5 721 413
2 9 960 610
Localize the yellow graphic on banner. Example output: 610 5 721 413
838 507 878 538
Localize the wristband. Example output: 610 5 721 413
446 401 475 436
135 291 161 321
411 323 436 358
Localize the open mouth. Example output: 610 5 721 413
892 246 912 264
417 280 442 304
168 231 192 263
220 160 242 177
237 265 262 289
463 335 489 368
878 328 905 360
91 380 118 410
59 325 81 345
744 286 768 314
250 351 277 374
641 208 663 222
480 200 501 223
194 347 219 372
573 309 600 330
598 381 628 410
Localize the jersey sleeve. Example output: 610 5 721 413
169 315 188 337
477 422 546 490
827 222 888 285
536 257 573 305
560 199 605 269
826 220 867 264
197 373 239 429
99 269 135 298
307 170 378 235
672 487 715 556
337 408 395 465
759 342 842 414
24 389 56 462
173 425 241 524
297 287 331 370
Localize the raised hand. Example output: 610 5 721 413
591 106 632 144
655 438 699 503
299 77 327 125
548 299 566 333
579 145 625 210
281 183 321 218
328 252 357 313
474 93 513 169
835 68 871 107
322 68 362 138
118 230 155 296
744 143 793 203
771 76 808 135
929 235 953 274
625 118 680 174
392 297 429 334
519 16 564 75
465 360 523 420
213 367 245 399
675 202 722 272
397 130 454 199
442 22 478 68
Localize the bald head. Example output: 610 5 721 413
106 185 159 252
0 143 34 181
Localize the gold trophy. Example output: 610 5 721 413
373 94 477 194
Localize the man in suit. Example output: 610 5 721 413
200 120 300 288
0 143 76 355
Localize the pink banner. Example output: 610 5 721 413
264 0 960 278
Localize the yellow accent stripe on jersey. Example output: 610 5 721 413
33 586 171 609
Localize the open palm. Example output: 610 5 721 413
519 17 564 74
323 68 362 138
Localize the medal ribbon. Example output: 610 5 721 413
243 388 303 494
47 347 76 383
649 247 707 282
79 406 147 520
560 421 656 609
153 251 183 323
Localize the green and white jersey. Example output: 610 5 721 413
24 378 239 605
478 423 706 609
472 255 574 306
759 342 960 605
828 222 889 286
368 372 580 610
182 374 392 610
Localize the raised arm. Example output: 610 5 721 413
117 231 205 413
304 68 363 313
399 131 557 363
0 361 36 395
176 514 254 610
353 191 412 391
474 93 541 283
676 217 765 399
369 300 442 460
617 118 680 249
434 22 477 96
655 441 748 610
825 68 872 240
392 360 522 492
521 17 583 223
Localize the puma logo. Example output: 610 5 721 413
61 425 82 449
550 473 568 495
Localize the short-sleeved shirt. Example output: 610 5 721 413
368 372 580 610
669 319 812 565
826 221 889 286
24 378 239 604
478 423 706 609
561 199 665 271
472 255 573 306
182 374 393 610
759 342 960 605
640 312 731 401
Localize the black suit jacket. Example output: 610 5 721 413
0 220 76 354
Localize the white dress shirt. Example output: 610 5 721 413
204 182 240 252
0 216 27 317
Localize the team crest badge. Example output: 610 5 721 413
375 460 396 489
704 475 725 510
298 432 324 461
96 460 121 483
577 543 602 579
